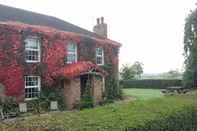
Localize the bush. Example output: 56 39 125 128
39 87 66 110
1 96 197 131
25 88 66 114
121 79 182 89
102 64 122 100
26 99 45 114
79 96 94 109
124 106 197 131
78 80 94 109
0 97 19 118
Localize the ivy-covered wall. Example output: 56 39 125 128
0 22 121 101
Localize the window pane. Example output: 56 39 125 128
96 57 102 65
67 42 77 63
25 76 40 99
25 76 38 87
25 37 40 62
25 88 40 98
67 54 76 63
96 48 103 56
25 38 39 49
68 43 76 52
96 48 104 65
25 50 39 61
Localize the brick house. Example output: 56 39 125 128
0 5 121 109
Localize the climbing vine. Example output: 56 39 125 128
0 21 121 100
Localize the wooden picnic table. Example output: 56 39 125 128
162 86 189 94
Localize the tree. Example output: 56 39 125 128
183 7 197 87
131 61 143 79
120 64 135 80
160 70 182 79
120 61 144 80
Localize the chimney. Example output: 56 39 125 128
93 17 108 37
101 17 104 24
97 18 100 24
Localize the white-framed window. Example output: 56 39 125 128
96 47 104 65
25 36 41 63
25 76 41 100
66 42 77 64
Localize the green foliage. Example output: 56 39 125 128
120 64 135 80
79 79 94 109
120 61 144 80
183 7 197 88
1 95 197 130
105 77 121 100
27 87 66 113
131 61 144 79
40 87 66 110
27 99 45 114
0 97 19 117
102 64 122 100
160 70 183 79
79 96 94 109
120 79 182 89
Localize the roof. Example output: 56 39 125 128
54 61 107 78
0 4 121 46
0 21 121 47
0 4 99 37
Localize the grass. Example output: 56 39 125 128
123 88 163 100
1 91 197 131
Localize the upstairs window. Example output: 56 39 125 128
96 47 104 65
67 42 77 64
25 37 41 63
25 76 41 100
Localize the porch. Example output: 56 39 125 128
59 61 106 109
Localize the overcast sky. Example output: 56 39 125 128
0 0 196 73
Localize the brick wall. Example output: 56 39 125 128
92 76 103 105
64 78 81 109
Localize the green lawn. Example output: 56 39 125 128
1 90 197 131
123 88 163 100
1 95 197 131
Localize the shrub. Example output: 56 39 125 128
39 87 66 110
78 80 94 109
1 96 197 131
27 99 45 114
102 64 122 100
120 79 182 89
25 87 66 114
0 97 19 118
124 106 197 131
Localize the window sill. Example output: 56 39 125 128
26 61 40 63
25 97 38 101
66 61 77 64
97 64 104 66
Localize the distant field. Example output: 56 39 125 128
123 88 163 100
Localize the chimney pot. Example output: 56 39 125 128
93 17 107 37
97 18 100 24
101 17 104 24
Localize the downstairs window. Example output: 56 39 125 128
25 76 41 100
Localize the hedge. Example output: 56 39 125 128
1 95 197 131
120 79 182 89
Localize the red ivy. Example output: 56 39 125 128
0 21 120 99
54 61 107 79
